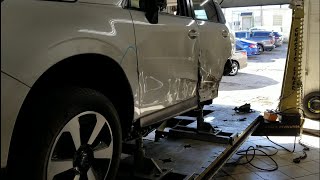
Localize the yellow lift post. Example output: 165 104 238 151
254 0 307 136
278 0 304 124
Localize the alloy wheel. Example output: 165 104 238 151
47 111 113 180
258 45 263 53
229 62 238 76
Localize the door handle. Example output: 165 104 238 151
222 30 229 38
188 29 199 39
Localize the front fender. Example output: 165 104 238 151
48 37 124 68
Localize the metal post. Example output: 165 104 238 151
278 0 304 114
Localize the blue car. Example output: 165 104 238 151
235 38 260 56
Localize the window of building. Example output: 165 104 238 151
273 15 283 26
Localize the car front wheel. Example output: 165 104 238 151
8 88 122 180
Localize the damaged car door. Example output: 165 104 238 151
129 0 200 126
190 0 232 102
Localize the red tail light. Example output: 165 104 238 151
249 44 257 48
241 51 247 56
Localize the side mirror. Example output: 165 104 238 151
140 0 159 24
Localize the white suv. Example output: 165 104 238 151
1 0 231 179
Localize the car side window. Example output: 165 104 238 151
160 0 189 17
252 32 272 37
236 32 245 38
129 0 189 17
191 0 219 23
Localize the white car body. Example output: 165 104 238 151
1 0 231 171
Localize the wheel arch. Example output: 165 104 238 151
7 54 135 167
257 43 264 49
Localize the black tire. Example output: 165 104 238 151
228 61 239 76
223 59 233 76
257 44 264 53
303 91 320 120
8 88 122 180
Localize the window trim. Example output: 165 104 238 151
158 11 193 19
122 0 129 8
189 0 224 24
126 0 193 19
214 1 226 24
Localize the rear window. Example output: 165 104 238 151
252 32 271 37
236 32 247 38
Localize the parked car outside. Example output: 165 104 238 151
273 31 283 47
235 30 275 53
249 26 283 33
234 31 250 39
228 50 248 76
249 30 276 52
1 0 231 179
235 38 259 56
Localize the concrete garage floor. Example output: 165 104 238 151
212 44 320 180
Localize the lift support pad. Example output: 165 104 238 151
117 103 261 180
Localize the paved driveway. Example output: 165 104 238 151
214 44 288 112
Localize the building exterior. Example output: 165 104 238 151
223 5 292 41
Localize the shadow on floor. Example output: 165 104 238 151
219 72 279 91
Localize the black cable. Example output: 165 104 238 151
266 136 297 152
228 135 311 172
236 145 278 157
266 136 310 163
298 139 310 151
227 145 279 172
